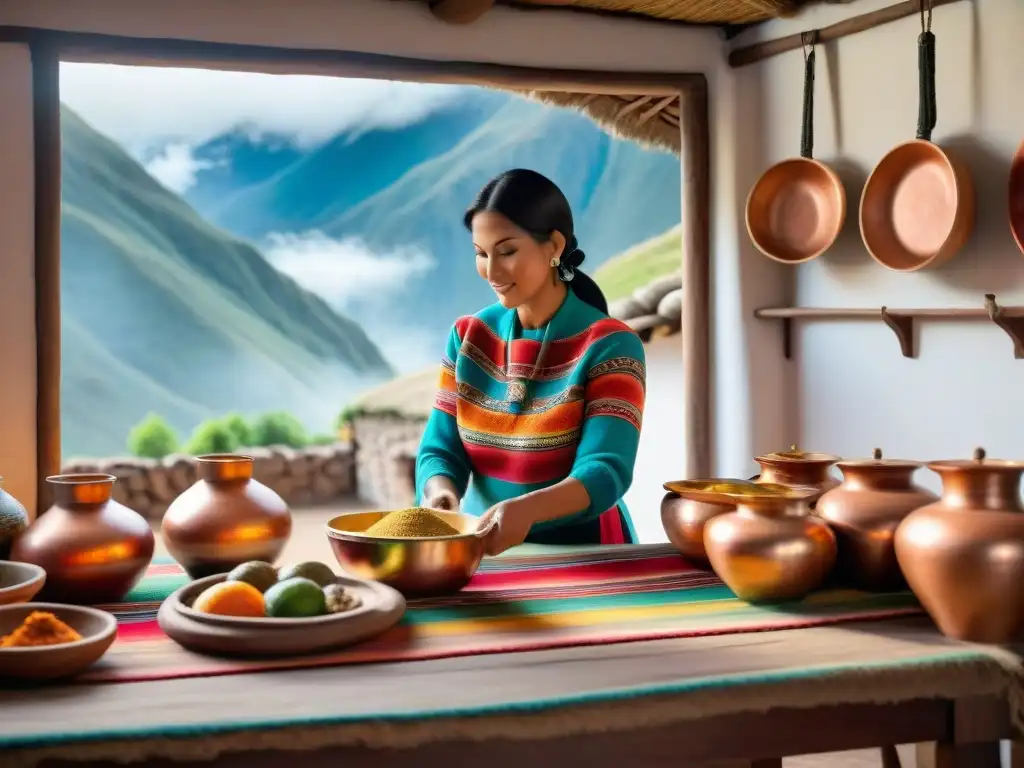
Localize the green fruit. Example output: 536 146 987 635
264 577 327 618
277 561 336 587
226 561 278 593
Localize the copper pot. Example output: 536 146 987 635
660 479 754 563
746 34 845 265
895 448 1024 644
1010 139 1024 254
859 13 974 272
817 448 938 592
161 454 292 579
752 445 841 504
9 474 154 604
702 485 836 603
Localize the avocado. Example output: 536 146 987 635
226 561 278 593
277 561 336 587
264 577 327 618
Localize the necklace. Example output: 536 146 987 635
505 313 553 412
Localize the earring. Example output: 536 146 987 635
550 257 560 267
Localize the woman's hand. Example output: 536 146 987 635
422 476 460 512
478 499 536 556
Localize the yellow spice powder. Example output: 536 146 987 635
364 507 461 538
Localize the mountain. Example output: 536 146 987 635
202 89 506 240
60 107 392 458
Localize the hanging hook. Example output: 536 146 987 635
919 0 933 33
801 29 819 60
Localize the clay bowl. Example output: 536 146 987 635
0 562 46 606
326 510 492 597
860 139 975 272
0 602 117 680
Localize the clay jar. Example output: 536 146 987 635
753 446 841 504
693 485 836 603
895 447 1024 644
10 474 155 604
817 449 938 592
161 454 292 579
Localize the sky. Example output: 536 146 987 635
59 62 468 191
59 62 465 372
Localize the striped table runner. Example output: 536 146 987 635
81 544 922 683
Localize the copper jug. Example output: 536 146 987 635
674 483 836 603
753 445 841 504
817 449 938 592
660 479 754 563
161 454 292 578
10 474 155 604
894 447 1024 644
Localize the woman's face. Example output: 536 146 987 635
472 212 565 309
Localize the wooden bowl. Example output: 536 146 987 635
158 573 406 657
0 602 117 680
0 562 46 606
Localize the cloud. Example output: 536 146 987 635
263 231 436 309
59 62 469 154
144 143 222 193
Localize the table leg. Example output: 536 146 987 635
881 744 902 768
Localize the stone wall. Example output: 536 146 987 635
351 415 427 510
60 444 356 522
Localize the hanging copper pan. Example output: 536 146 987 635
746 32 846 265
1011 139 1024 254
860 2 975 272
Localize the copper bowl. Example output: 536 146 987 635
0 602 117 680
0 562 46 606
326 511 492 597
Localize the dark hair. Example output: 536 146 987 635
464 169 608 315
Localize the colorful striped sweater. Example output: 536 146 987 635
416 288 647 544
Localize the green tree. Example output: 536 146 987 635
185 418 240 456
309 433 337 446
127 413 180 459
250 411 308 448
222 412 253 448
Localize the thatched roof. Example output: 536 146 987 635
425 0 809 26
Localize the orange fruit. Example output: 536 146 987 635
192 580 266 618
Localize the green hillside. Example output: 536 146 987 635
60 107 392 458
593 225 682 302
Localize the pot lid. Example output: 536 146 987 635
663 478 757 495
663 479 816 506
837 448 922 470
927 447 1024 472
756 445 841 463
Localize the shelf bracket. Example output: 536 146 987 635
781 317 793 359
880 307 915 358
985 293 1024 359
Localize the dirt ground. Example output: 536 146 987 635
153 509 928 767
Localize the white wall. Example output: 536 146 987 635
729 0 1024 490
0 0 734 524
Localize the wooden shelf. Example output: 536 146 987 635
754 294 1024 360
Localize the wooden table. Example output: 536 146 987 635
0 615 1018 768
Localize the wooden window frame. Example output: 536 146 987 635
1 26 710 510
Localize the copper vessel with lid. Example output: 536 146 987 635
9 474 155 604
894 448 1024 643
752 445 841 504
674 483 836 603
161 454 292 579
817 449 938 591
660 479 756 563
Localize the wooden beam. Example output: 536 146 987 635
728 0 967 68
429 0 495 24
30 40 61 512
679 77 711 478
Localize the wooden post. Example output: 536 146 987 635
679 77 711 478
31 40 61 513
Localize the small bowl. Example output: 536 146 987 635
0 562 46 606
0 602 117 680
326 510 491 597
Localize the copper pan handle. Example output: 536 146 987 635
915 0 937 141
799 30 818 160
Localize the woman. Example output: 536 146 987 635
416 169 647 555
